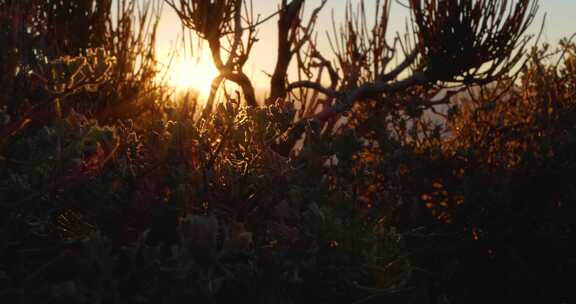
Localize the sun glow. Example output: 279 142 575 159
166 52 219 99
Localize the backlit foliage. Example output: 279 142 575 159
1 0 575 303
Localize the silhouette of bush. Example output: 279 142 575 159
1 0 575 303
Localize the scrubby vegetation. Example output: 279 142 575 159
0 0 574 303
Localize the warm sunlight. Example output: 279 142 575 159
5 1 575 302
166 52 219 99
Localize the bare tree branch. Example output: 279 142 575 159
166 0 258 115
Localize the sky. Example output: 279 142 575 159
151 0 576 97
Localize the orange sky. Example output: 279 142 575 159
152 0 575 97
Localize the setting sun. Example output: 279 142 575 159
166 52 219 99
4 1 575 303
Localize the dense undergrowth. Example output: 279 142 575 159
1 1 575 303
